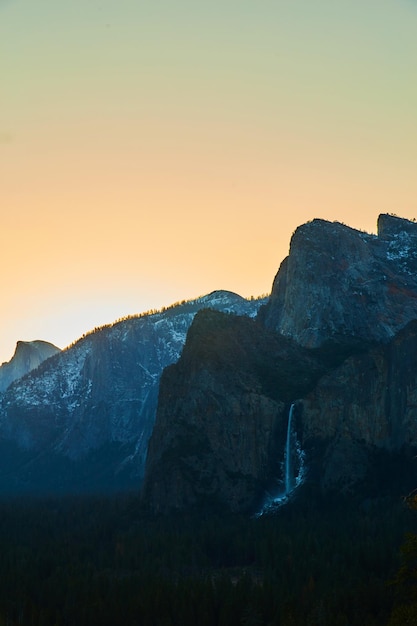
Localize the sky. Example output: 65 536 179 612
1 0 416 363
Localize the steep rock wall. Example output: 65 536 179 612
299 320 417 492
260 214 417 347
143 310 326 513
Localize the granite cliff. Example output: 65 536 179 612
260 214 417 347
142 309 327 513
299 319 417 494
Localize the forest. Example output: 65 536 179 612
0 488 416 625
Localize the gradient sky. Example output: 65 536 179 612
1 0 416 363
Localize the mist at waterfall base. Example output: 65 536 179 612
257 404 305 516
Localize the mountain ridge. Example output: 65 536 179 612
0 291 265 494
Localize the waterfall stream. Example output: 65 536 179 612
284 403 295 495
256 402 305 516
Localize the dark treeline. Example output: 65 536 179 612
0 491 415 625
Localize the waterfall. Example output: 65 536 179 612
284 403 295 495
256 402 305 516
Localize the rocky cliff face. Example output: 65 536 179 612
299 319 417 493
142 309 326 514
260 214 417 347
0 340 60 393
0 292 264 494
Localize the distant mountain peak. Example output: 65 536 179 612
13 338 57 352
0 340 61 393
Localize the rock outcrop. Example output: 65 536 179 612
260 214 417 347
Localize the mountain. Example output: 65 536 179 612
0 291 265 494
143 215 417 513
259 213 417 347
0 340 60 393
